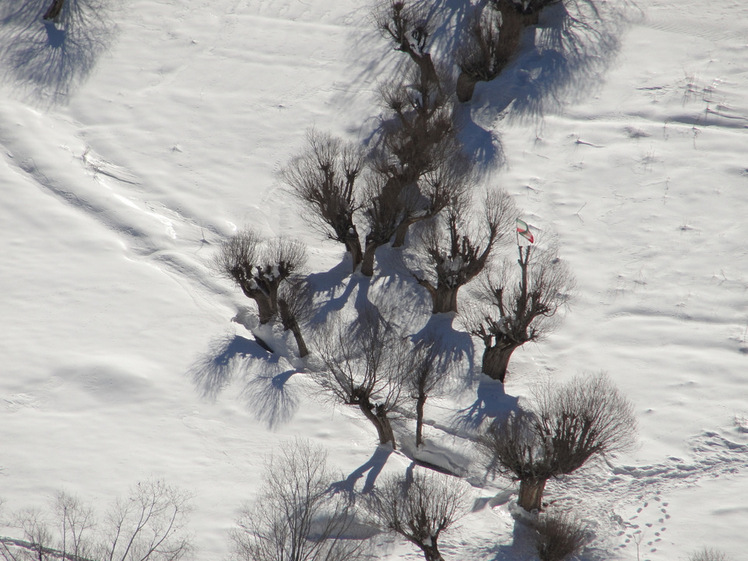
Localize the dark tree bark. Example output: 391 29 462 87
480 343 519 383
360 240 380 278
517 478 547 512
278 298 309 358
352 389 397 449
415 392 427 448
43 0 65 20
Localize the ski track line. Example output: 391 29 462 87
1 134 235 310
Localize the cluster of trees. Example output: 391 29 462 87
219 0 575 376
0 480 192 561
212 2 630 560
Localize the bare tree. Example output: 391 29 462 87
314 313 408 449
215 229 307 325
281 130 365 273
465 243 575 382
230 440 367 561
478 373 637 512
403 340 451 447
412 190 517 314
1 481 192 561
100 481 192 561
374 1 438 85
366 470 467 561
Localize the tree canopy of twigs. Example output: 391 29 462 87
366 470 467 561
229 440 367 561
0 480 192 561
281 131 365 273
478 373 637 512
412 190 517 314
464 243 575 382
314 313 409 449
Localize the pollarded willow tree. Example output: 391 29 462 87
465 242 575 382
478 373 637 512
375 0 439 85
281 130 366 273
411 190 517 314
215 228 307 325
366 470 467 561
314 312 409 449
215 228 311 357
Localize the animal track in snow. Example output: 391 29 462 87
545 429 747 557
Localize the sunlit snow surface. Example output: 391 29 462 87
1 0 747 559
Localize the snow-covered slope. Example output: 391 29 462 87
1 0 747 559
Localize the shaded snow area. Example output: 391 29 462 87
1 0 747 560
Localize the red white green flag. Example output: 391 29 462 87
516 219 534 243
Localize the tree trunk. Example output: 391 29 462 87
358 399 396 449
431 286 459 314
481 344 518 382
415 393 427 447
43 0 65 20
517 478 547 512
344 236 363 273
278 299 309 358
392 216 420 248
253 294 276 325
420 543 445 561
456 71 478 103
360 242 379 277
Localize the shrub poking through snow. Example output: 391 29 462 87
689 548 729 561
532 510 590 561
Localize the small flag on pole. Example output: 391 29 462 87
516 219 534 243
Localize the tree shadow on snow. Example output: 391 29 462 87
0 0 118 105
451 376 519 433
240 368 299 430
330 445 393 499
470 0 638 127
487 516 538 561
188 333 300 429
411 313 475 375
